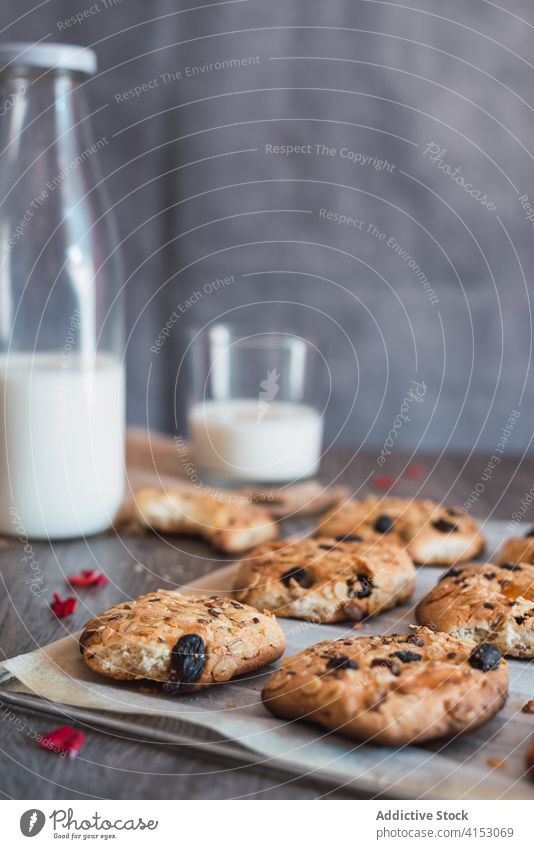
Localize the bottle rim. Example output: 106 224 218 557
0 42 96 75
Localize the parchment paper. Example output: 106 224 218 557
2 520 534 800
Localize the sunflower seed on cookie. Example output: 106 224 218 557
233 536 416 623
80 590 285 693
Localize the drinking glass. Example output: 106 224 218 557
186 325 327 485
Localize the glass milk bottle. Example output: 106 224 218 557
0 44 125 539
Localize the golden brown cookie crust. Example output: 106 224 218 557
416 561 534 657
233 536 416 623
262 627 508 745
134 487 278 552
497 537 534 566
80 590 285 693
315 496 484 565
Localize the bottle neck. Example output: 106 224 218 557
0 68 119 360
0 70 93 165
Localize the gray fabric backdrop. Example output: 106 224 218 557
2 0 533 456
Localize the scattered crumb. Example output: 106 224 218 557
487 757 506 770
227 703 236 709
352 623 362 630
522 700 534 714
133 563 144 573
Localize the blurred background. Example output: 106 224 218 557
2 0 533 456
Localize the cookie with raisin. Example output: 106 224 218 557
80 590 285 693
233 536 415 623
315 496 484 565
416 561 534 657
262 627 508 745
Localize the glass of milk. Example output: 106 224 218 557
187 325 326 485
0 44 125 539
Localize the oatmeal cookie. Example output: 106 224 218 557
80 590 285 693
134 487 277 553
234 536 415 623
262 627 508 744
315 496 484 565
416 561 534 657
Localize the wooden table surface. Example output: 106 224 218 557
0 436 532 800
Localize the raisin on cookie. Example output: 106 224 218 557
80 590 285 693
416 561 534 658
262 627 508 745
134 487 277 553
233 536 416 623
315 496 484 565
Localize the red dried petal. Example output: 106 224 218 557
39 725 85 759
374 475 396 491
67 569 108 588
50 593 77 618
405 464 425 480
